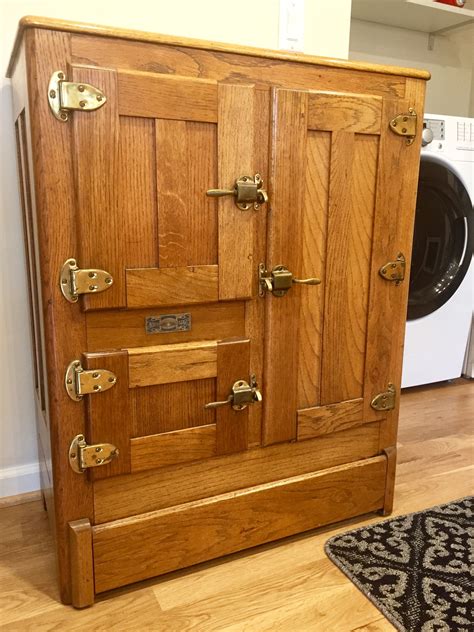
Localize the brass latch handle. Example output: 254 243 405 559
207 174 268 211
259 264 321 297
205 375 262 411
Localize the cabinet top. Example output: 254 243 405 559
7 15 431 80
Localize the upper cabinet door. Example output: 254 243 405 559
263 88 422 447
70 66 264 310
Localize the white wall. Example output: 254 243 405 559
0 0 351 497
350 19 474 117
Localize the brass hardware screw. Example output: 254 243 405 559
88 271 97 278
78 85 85 92
105 277 112 284
79 100 87 108
60 113 67 120
93 385 100 391
97 95 103 102
108 377 116 383
89 284 98 291
58 72 64 80
61 278 68 284
92 372 99 378
95 447 101 452
402 128 407 133
49 89 56 98
67 379 73 385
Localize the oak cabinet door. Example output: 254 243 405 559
263 88 420 447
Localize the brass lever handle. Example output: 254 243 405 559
204 396 232 410
206 188 235 198
292 277 321 286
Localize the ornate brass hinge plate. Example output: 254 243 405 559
259 263 321 297
48 70 107 122
205 374 262 411
379 253 406 285
65 360 117 402
207 174 268 210
60 258 113 303
69 434 119 473
371 383 396 412
389 108 417 145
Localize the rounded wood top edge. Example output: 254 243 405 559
6 15 432 81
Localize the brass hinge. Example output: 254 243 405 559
207 174 268 210
68 434 119 473
204 374 262 411
60 258 113 303
389 108 417 145
379 253 406 285
65 360 117 402
48 70 107 122
371 383 396 412
259 263 321 297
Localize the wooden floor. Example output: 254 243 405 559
1 380 472 631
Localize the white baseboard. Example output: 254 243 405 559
0 461 41 498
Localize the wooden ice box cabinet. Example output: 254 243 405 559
8 16 429 607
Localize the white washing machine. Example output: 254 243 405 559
402 113 473 388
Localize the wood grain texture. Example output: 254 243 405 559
217 84 258 300
84 351 132 480
126 266 219 307
93 456 386 592
156 120 217 267
263 88 307 445
22 29 93 604
132 378 216 437
215 339 250 455
128 341 217 387
321 132 377 404
118 70 217 121
94 422 381 523
297 398 364 440
297 130 330 409
381 445 397 516
86 301 245 351
130 425 216 472
363 96 424 430
69 519 94 608
308 92 382 133
3 383 469 631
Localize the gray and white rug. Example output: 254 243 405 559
325 497 473 632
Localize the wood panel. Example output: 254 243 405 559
118 70 218 121
297 131 330 409
86 301 245 351
320 132 377 404
217 84 258 300
130 425 216 472
128 341 217 387
93 456 387 592
216 339 250 455
68 519 94 608
94 422 381 523
364 97 423 429
297 398 364 440
308 92 382 133
263 88 308 445
126 265 219 307
156 120 217 267
133 378 216 436
84 351 132 479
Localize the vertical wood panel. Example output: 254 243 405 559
69 519 94 608
84 351 131 480
156 120 218 267
216 339 250 455
218 84 257 300
297 131 330 409
263 89 308 445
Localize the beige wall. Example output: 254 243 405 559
0 0 352 496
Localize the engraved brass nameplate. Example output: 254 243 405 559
146 313 191 334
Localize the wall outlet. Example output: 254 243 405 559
279 0 305 52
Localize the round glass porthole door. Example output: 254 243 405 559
407 155 473 320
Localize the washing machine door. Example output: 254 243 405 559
407 153 473 320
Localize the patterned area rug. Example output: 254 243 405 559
325 497 473 632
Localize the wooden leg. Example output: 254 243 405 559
69 519 94 608
380 445 397 516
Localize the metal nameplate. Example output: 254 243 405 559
145 313 191 334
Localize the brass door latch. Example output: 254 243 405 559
371 383 396 412
259 264 321 297
207 174 268 210
205 374 262 411
65 360 117 401
389 109 417 145
379 253 406 285
60 258 113 303
68 434 119 473
48 70 107 122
